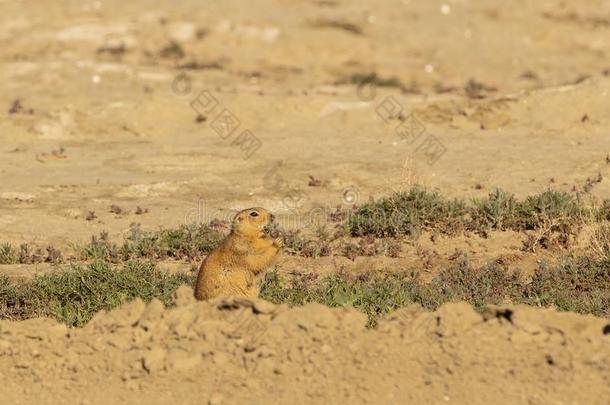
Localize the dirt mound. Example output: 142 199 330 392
1 287 609 404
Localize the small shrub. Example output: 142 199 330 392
521 257 610 315
513 190 586 230
281 229 332 258
347 187 467 237
0 243 62 264
342 242 362 261
432 260 521 308
589 224 610 261
0 243 18 264
469 189 517 236
45 246 63 264
19 243 47 264
385 239 402 258
74 231 121 262
281 230 306 255
513 191 588 251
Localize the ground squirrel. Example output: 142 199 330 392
194 207 283 300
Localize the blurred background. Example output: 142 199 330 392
1 0 609 245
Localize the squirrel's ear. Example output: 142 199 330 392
234 212 243 222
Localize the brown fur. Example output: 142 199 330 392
194 207 282 300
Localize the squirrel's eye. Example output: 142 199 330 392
249 211 259 217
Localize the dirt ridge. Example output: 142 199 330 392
1 287 609 404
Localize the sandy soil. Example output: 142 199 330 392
1 0 610 403
1 0 609 247
1 289 610 405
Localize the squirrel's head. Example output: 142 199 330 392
231 207 275 237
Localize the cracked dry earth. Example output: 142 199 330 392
1 287 609 405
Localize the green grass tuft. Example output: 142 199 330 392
0 243 18 264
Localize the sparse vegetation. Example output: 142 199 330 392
0 261 194 326
109 204 124 215
1 254 609 327
600 199 610 221
588 224 610 261
347 186 468 237
159 41 185 59
308 18 363 35
522 256 610 315
342 234 402 260
336 72 403 89
262 255 610 326
96 43 127 58
1 224 224 265
430 260 522 308
469 188 518 235
514 190 588 250
513 190 586 230
464 78 497 98
281 227 334 258
347 187 595 245
0 243 63 265
135 206 149 215
74 224 224 262
1 187 607 264
0 243 18 264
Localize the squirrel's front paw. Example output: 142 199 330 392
273 237 284 248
